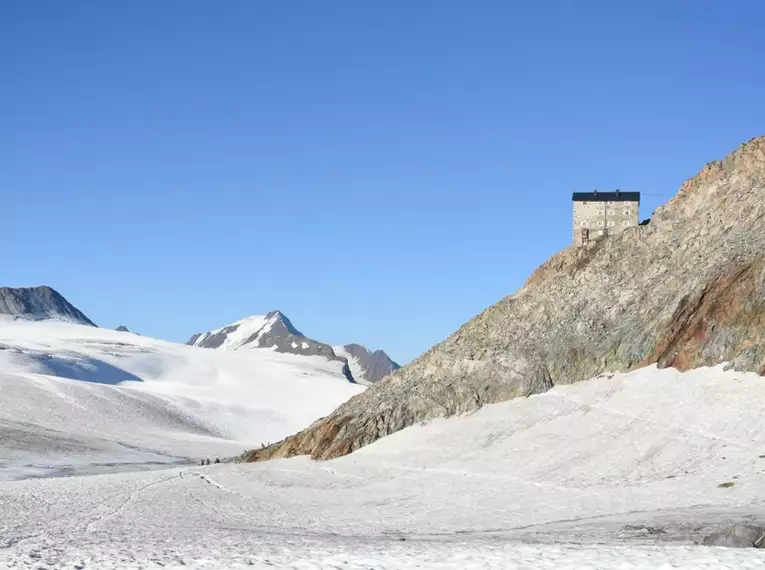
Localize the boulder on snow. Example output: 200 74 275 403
701 524 765 548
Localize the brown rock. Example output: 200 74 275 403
243 135 765 463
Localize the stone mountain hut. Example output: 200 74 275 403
572 190 640 246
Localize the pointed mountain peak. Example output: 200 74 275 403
187 311 399 386
187 310 336 361
0 286 95 326
263 310 302 337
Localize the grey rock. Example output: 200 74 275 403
619 524 666 537
244 311 337 360
336 343 400 384
701 524 765 548
115 325 130 332
244 134 765 462
0 286 95 326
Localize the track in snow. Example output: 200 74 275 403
2 365 765 567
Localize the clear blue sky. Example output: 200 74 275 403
3 1 764 364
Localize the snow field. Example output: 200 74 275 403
0 319 363 480
2 365 765 567
4 540 765 569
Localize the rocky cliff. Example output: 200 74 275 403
243 135 765 463
0 286 95 326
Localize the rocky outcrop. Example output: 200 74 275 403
702 525 765 548
0 286 95 326
333 344 400 385
243 135 765 463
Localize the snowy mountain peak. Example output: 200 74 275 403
188 312 399 385
187 310 337 361
263 310 302 336
0 286 95 326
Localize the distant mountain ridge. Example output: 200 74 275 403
0 286 95 326
188 311 337 359
334 344 400 385
188 311 399 385
0 286 399 386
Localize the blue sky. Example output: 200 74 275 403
3 1 764 364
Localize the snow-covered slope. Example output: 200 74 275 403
3 365 765 568
0 285 94 325
0 319 363 480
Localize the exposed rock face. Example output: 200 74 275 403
333 344 400 385
115 325 130 332
244 135 765 463
702 525 765 548
0 286 95 326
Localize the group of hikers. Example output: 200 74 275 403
200 457 221 466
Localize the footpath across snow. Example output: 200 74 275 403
2 365 765 568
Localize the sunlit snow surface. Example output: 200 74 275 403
0 318 363 480
2 364 765 567
188 314 272 350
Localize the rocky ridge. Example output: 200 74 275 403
188 311 398 385
0 286 95 326
188 311 338 360
244 135 765 462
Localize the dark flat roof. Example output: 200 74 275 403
572 191 640 202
